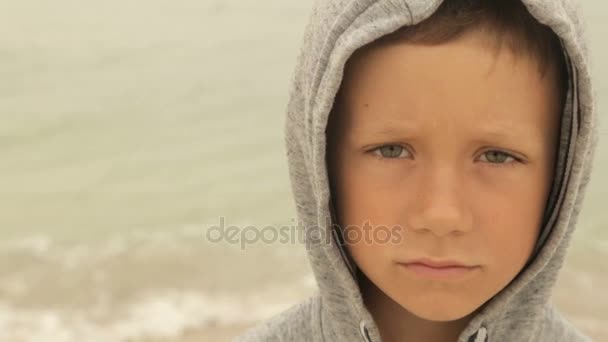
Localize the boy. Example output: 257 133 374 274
237 0 598 341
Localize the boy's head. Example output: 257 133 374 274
326 0 568 322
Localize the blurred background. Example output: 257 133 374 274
0 0 605 341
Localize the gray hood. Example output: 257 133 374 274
237 0 599 341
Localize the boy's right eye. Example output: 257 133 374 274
372 145 410 159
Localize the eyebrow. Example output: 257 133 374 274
355 123 540 151
353 121 419 140
475 124 539 143
364 120 534 137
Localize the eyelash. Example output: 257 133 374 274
368 144 522 167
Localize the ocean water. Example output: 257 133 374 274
0 0 606 341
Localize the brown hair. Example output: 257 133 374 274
362 0 568 94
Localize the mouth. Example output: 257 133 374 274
396 258 480 280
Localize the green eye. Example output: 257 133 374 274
482 150 515 164
377 145 406 158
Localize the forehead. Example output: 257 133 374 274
335 29 561 136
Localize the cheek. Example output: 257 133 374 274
335 164 406 229
472 169 549 283
475 167 548 237
334 162 406 265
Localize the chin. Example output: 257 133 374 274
394 290 483 322
407 305 475 322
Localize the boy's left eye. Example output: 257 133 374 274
478 150 518 165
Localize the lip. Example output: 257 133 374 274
396 258 480 280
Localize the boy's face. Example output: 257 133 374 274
328 29 560 321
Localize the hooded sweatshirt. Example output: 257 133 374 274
235 0 599 341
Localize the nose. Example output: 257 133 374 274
408 165 473 237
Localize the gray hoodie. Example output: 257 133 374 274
235 0 599 341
